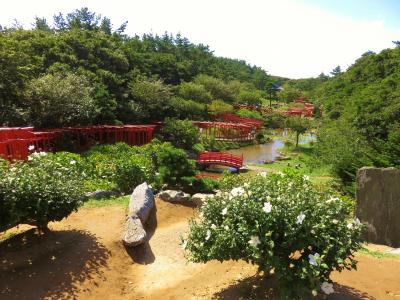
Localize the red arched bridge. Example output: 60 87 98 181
197 151 243 169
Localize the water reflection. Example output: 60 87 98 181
227 139 284 164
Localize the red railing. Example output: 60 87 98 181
216 113 264 129
197 151 243 168
0 125 156 161
193 121 255 141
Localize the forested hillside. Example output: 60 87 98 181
0 8 285 127
292 46 400 194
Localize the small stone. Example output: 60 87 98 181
191 193 214 207
158 190 190 203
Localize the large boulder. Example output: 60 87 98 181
191 193 214 207
128 182 154 224
122 215 146 247
158 190 190 203
356 167 400 247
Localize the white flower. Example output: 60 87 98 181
243 182 250 188
296 212 306 224
327 196 339 203
347 223 353 229
258 172 267 178
230 187 246 198
248 236 261 247
332 219 339 224
181 240 187 249
70 160 76 165
262 202 272 213
288 182 293 188
321 281 334 295
308 253 320 266
353 218 361 226
199 212 204 218
205 230 211 241
28 145 35 151
303 175 310 181
311 289 318 296
39 151 47 156
311 229 315 235
278 171 285 177
211 224 217 230
224 225 229 230
221 207 228 215
27 156 33 161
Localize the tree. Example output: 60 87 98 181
128 77 172 121
161 118 200 150
178 82 212 103
24 72 95 128
330 66 342 77
208 100 233 115
285 116 312 148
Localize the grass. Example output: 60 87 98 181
358 247 400 259
83 195 130 208
250 138 334 187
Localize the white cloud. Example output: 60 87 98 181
1 0 399 78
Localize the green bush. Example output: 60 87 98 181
161 118 200 150
184 171 364 298
182 176 219 194
264 112 287 129
236 109 264 120
0 152 86 231
84 143 154 193
156 146 196 186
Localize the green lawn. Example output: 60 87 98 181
83 195 130 208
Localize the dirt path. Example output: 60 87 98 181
1 200 400 299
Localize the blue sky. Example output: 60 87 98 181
1 0 399 79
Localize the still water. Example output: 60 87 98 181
227 139 284 164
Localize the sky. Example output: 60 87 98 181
1 0 399 79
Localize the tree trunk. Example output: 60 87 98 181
296 132 300 148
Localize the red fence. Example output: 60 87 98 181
197 151 243 169
193 121 255 141
215 113 264 129
0 125 156 161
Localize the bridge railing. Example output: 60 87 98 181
197 151 243 168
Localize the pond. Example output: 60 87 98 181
198 131 316 175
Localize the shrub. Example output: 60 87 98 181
156 146 196 186
184 171 364 298
208 100 234 115
236 109 264 120
169 97 206 120
264 112 287 129
84 143 154 193
161 118 200 150
0 152 86 231
182 176 219 194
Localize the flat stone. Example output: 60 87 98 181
122 215 146 247
158 190 190 203
85 189 120 199
128 182 154 224
191 193 214 207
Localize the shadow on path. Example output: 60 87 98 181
214 273 375 300
0 228 110 300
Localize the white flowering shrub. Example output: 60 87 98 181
184 171 364 298
0 152 86 231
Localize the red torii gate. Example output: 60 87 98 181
193 121 255 141
215 113 264 129
0 125 156 161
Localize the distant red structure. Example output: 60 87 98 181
193 121 255 141
215 113 264 129
0 125 156 161
197 151 243 169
